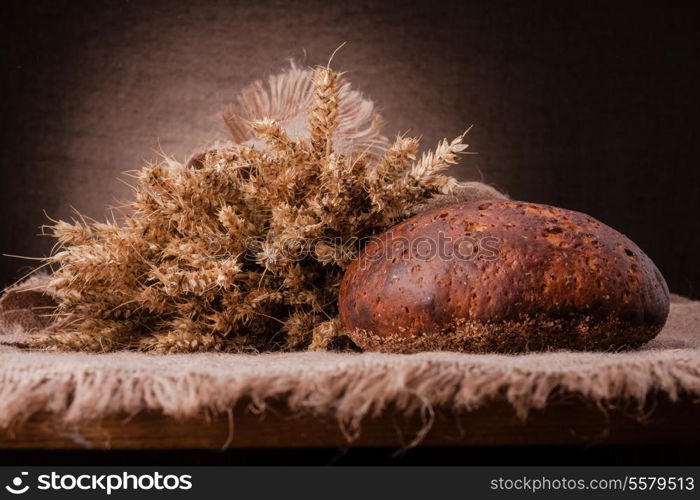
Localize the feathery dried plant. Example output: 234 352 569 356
36 63 470 353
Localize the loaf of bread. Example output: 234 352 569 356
339 200 669 353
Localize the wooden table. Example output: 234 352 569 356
1 396 697 450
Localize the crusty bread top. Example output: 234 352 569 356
340 200 670 338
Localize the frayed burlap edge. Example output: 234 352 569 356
0 347 698 445
0 275 699 444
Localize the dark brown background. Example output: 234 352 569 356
1 0 699 296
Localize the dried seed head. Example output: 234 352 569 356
310 68 341 155
37 62 473 353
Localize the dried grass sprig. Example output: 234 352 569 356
35 63 472 352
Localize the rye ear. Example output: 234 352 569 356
223 61 389 157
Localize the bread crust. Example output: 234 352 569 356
339 200 670 352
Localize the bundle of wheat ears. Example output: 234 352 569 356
34 63 488 353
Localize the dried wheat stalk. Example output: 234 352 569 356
35 63 470 353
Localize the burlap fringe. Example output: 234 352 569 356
0 277 699 444
0 347 698 442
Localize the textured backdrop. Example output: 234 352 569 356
1 0 698 296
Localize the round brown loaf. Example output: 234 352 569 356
339 200 669 353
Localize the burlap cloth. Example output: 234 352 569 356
0 275 698 441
